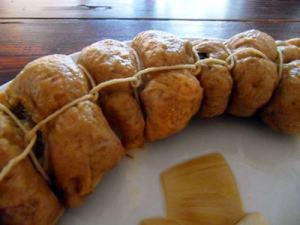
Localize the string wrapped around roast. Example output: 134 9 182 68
1 29 300 225
78 39 145 149
131 30 203 141
261 38 300 134
276 39 300 63
192 39 233 118
224 30 279 117
0 110 63 225
4 55 124 207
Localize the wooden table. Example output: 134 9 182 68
1 0 300 85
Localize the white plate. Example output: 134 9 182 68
1 44 300 225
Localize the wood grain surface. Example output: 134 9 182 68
1 0 300 20
1 0 300 85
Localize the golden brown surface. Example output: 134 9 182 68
132 30 195 67
78 39 138 89
101 92 145 149
287 38 300 47
161 153 245 225
226 29 278 61
7 54 88 122
192 40 229 61
132 30 203 141
278 45 300 63
199 64 233 117
227 49 278 117
140 218 182 225
0 91 8 106
226 30 279 117
0 111 63 225
193 40 233 118
276 40 300 63
261 60 300 134
78 39 145 149
4 54 125 207
45 101 124 207
0 29 296 223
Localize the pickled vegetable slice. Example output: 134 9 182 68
161 153 245 225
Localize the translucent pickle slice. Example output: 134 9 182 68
161 153 245 225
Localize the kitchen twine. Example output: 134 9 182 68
0 44 284 183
